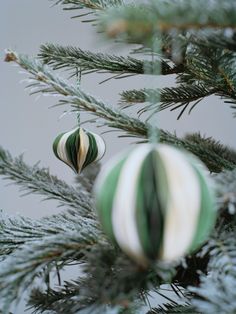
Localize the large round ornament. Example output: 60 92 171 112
53 127 106 174
94 144 216 265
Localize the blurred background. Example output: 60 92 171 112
1 0 236 312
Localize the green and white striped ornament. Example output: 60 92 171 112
94 144 216 266
53 127 106 174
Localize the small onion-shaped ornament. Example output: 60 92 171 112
53 127 106 173
94 144 216 266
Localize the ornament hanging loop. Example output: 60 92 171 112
75 66 82 89
148 125 159 145
77 111 81 127
145 27 161 146
76 66 82 127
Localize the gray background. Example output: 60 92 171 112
1 0 236 312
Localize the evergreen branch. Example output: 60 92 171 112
28 244 175 314
168 30 236 55
28 281 96 314
127 44 236 115
192 271 236 314
207 226 236 274
189 223 236 313
120 89 148 104
146 303 197 314
0 209 99 258
29 283 131 314
1 241 174 313
52 0 123 11
120 85 215 118
5 51 236 172
28 280 129 314
0 146 93 217
39 43 181 77
121 85 214 105
120 32 186 67
39 43 144 74
81 244 175 302
189 31 236 52
183 133 236 172
101 0 236 41
214 168 236 214
51 0 123 21
0 230 100 312
179 47 236 106
4 51 147 139
164 132 236 173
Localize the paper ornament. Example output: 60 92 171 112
53 127 105 173
94 144 216 265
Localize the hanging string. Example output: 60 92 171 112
76 67 82 126
145 28 161 145
77 111 80 127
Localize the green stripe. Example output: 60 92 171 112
136 152 156 258
97 155 128 244
136 150 167 260
52 133 64 160
188 163 216 252
66 130 78 172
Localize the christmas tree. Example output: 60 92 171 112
2 0 236 313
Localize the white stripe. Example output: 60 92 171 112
57 128 78 170
77 128 90 173
90 132 106 161
158 145 201 261
112 144 152 264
